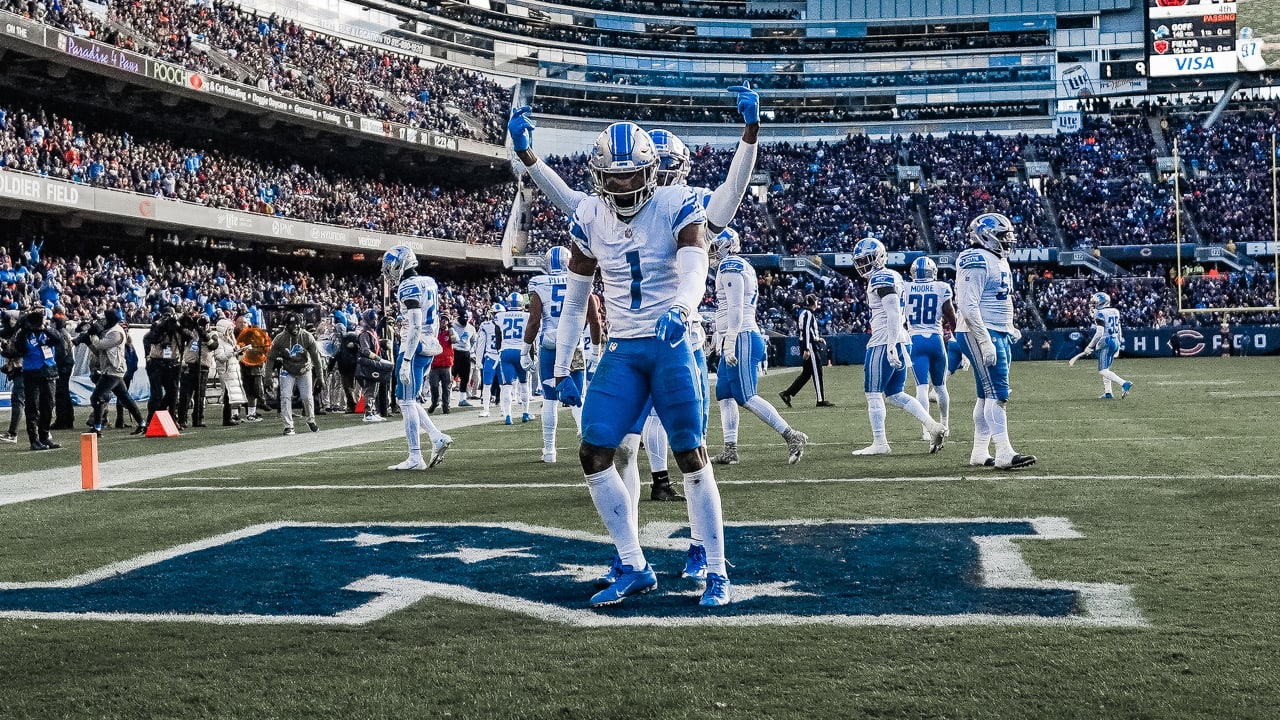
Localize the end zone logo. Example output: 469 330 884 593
0 520 1145 627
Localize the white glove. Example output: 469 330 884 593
723 335 738 366
1114 348 1121 359
519 343 534 371
886 342 903 370
1008 327 1022 343
398 361 413 387
979 338 997 367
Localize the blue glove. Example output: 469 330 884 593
555 376 582 407
654 308 688 345
727 81 759 125
508 105 536 152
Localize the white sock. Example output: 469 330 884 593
744 395 791 437
985 399 1014 459
935 384 950 427
888 392 936 427
719 398 740 444
614 433 643 531
541 399 557 451
402 401 421 456
866 393 887 445
642 412 668 474
415 401 443 443
482 387 491 412
682 464 724 575
520 382 531 413
500 384 512 418
1101 369 1125 387
915 383 930 412
972 399 991 457
570 404 582 432
585 466 646 570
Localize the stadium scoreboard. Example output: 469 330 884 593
1146 1 1237 77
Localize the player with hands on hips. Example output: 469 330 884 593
850 238 947 456
381 245 452 471
709 228 808 466
954 213 1036 470
1082 292 1132 399
546 122 731 609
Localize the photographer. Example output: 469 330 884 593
355 310 391 422
176 314 217 429
142 307 190 431
50 308 75 430
0 310 23 444
330 323 361 414
80 309 145 435
266 313 322 436
3 309 64 450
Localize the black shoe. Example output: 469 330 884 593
93 425 103 437
29 442 49 451
442 406 450 415
816 400 836 408
997 454 1037 470
650 476 686 502
114 420 126 429
427 404 438 415
42 441 62 450
307 420 318 433
778 391 793 409
130 425 146 435
193 423 207 428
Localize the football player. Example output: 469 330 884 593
475 303 502 418
905 257 957 439
1079 292 1132 399
709 228 808 465
514 119 730 607
955 213 1036 469
850 238 948 456
524 246 602 462
381 245 452 471
495 292 533 425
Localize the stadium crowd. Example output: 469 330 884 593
0 103 514 242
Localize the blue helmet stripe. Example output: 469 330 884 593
611 123 633 162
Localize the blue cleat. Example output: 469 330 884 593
590 564 657 607
458 399 472 407
592 554 623 589
1121 381 1133 398
1098 393 1114 400
522 412 535 423
699 573 732 607
504 415 513 425
681 544 707 584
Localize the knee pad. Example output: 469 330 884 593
885 392 913 410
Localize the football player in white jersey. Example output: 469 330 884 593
524 245 602 462
475 304 502 418
954 213 1036 469
380 245 452 470
850 238 948 455
709 227 808 465
511 118 731 608
495 292 532 425
905 257 957 439
1079 292 1132 399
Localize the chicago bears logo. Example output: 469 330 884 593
0 520 1144 627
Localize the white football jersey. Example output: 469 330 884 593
528 273 568 351
397 274 438 353
568 185 705 339
906 280 953 338
477 319 501 360
955 248 1014 331
714 254 760 335
866 267 909 348
495 309 528 347
1096 307 1122 339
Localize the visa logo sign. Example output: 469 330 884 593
1175 56 1214 72
1151 51 1237 77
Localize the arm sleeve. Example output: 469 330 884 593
705 139 758 229
553 270 594 377
881 292 903 345
672 245 709 317
956 271 990 344
528 160 589 218
400 307 422 360
1087 323 1107 350
722 273 745 337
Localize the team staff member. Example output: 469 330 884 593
779 294 835 408
428 311 457 414
5 310 64 450
234 315 270 424
266 313 323 436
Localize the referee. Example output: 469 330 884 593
779 294 835 408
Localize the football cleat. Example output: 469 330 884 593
307 420 318 433
429 435 452 468
541 449 556 463
853 443 891 456
1099 393 1114 400
479 410 490 418
785 430 808 465
283 427 295 436
650 478 685 502
522 412 535 423
699 573 732 607
0 432 17 443
458 399 472 407
363 413 386 423
245 415 263 423
682 544 708 584
778 391 792 408
589 564 657 607
592 554 623 589
996 453 1037 470
928 424 948 454
1121 381 1133 398
710 442 739 465
970 453 996 467
388 456 428 471
503 415 513 425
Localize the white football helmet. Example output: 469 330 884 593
381 244 417 286
1090 292 1110 310
711 227 741 260
852 237 887 277
968 213 1016 258
910 256 937 282
649 128 691 187
545 246 570 274
588 122 659 218
506 292 524 310
489 303 503 316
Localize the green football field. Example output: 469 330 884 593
0 357 1276 719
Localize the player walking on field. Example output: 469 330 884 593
905 256 957 440
1078 292 1133 400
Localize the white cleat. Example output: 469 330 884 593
928 424 948 454
921 429 932 442
853 443 891 456
970 453 996 467
429 435 453 468
388 456 428 471
542 449 557 463
478 410 490 418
